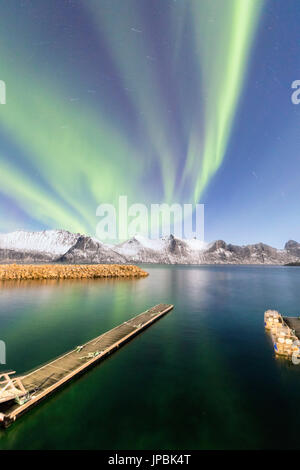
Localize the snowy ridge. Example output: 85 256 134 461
0 230 80 256
131 234 208 251
114 234 208 264
0 229 299 265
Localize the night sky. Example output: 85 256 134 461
0 0 299 247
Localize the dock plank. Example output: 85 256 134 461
0 303 173 428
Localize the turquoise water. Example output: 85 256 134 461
0 265 300 449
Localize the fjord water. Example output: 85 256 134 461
1 265 300 450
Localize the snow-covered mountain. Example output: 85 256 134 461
0 230 125 264
114 235 299 265
202 240 296 265
0 229 299 265
115 234 208 264
0 229 79 256
60 235 127 264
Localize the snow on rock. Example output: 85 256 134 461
185 238 208 251
0 230 299 265
58 235 127 264
0 230 80 256
115 234 207 264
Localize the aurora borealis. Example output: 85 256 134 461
1 0 300 246
189 0 263 201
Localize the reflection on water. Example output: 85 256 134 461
0 265 300 449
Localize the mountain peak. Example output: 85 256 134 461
0 230 299 265
285 240 300 249
0 229 80 256
284 240 300 257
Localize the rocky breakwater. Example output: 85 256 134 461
0 264 148 281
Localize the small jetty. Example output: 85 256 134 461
0 303 173 428
0 264 148 281
264 310 300 360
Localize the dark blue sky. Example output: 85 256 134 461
204 0 300 246
0 0 299 247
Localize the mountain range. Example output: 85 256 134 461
0 229 299 265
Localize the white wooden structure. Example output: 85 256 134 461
0 372 26 404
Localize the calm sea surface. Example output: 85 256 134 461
0 265 300 450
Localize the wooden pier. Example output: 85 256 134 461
0 303 173 428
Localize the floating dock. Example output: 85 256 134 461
0 303 173 428
264 310 300 359
283 317 300 339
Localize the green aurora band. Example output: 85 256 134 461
0 0 264 236
188 0 264 201
0 46 144 233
